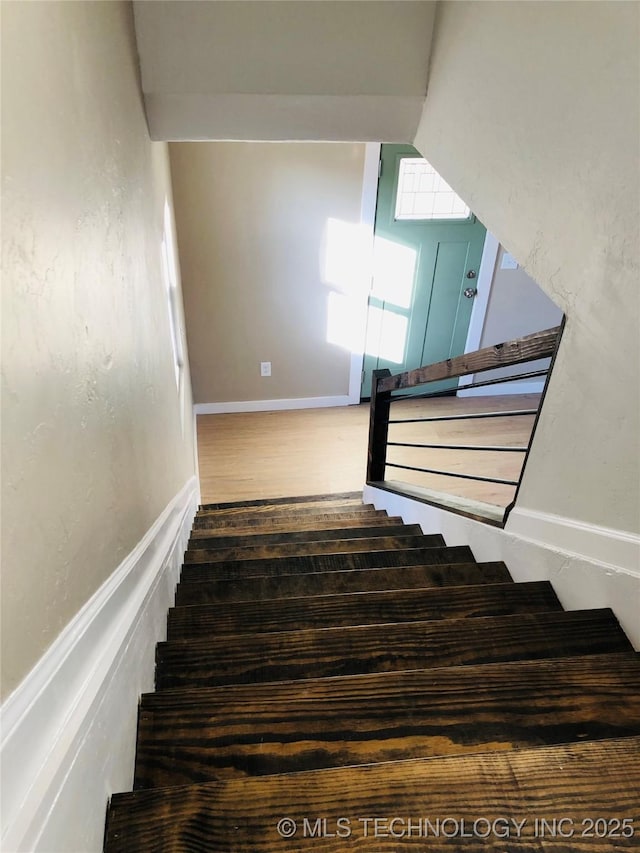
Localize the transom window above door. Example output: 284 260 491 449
395 158 471 221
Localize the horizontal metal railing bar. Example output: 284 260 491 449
388 409 538 425
387 442 528 452
385 462 520 487
389 369 549 401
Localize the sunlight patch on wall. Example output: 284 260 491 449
322 217 372 353
370 235 416 309
326 290 364 352
322 218 372 295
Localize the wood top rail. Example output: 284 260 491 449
377 326 561 394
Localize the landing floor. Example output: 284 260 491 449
196 394 540 508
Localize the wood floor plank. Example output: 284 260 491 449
194 399 540 506
135 654 640 788
105 736 640 852
183 533 446 564
178 545 475 583
174 561 511 605
155 609 632 690
187 523 423 550
167 580 561 639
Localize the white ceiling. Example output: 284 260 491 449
132 0 436 141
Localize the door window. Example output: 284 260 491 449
395 158 471 221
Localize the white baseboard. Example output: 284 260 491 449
457 379 546 397
0 477 198 853
506 506 640 577
194 395 352 415
363 484 640 650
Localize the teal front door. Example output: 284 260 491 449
361 145 486 399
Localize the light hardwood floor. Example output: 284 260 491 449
196 395 540 507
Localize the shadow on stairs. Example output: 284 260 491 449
104 491 640 851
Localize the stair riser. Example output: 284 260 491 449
191 514 397 535
187 524 423 550
155 610 631 690
135 657 640 788
193 506 385 527
179 545 474 583
183 534 446 564
197 492 363 513
105 737 640 853
174 561 509 606
167 581 562 639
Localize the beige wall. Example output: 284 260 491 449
170 142 366 404
415 1 640 533
1 1 195 699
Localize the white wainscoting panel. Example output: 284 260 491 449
0 477 198 853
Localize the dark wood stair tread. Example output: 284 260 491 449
198 491 363 511
196 496 364 520
155 609 632 689
167 580 561 639
183 533 446 564
179 545 474 583
174 560 511 606
193 507 387 530
191 514 399 536
135 654 640 788
187 523 423 550
105 736 640 852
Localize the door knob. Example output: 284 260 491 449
464 287 478 298
466 270 477 279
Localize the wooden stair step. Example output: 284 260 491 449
187 523 423 550
155 609 632 689
199 491 363 510
196 500 364 521
175 561 511 606
179 545 473 583
167 580 561 639
135 654 640 788
193 506 385 529
191 513 397 536
183 533 446 564
105 736 640 852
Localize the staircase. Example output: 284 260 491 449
104 492 640 851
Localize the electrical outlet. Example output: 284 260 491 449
260 361 271 377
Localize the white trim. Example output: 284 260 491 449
363 484 640 651
463 230 499 353
0 477 198 853
506 507 640 577
194 395 351 415
348 142 381 404
457 231 499 395
458 379 547 397
192 405 202 505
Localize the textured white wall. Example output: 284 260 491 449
415 1 640 533
1 1 196 699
